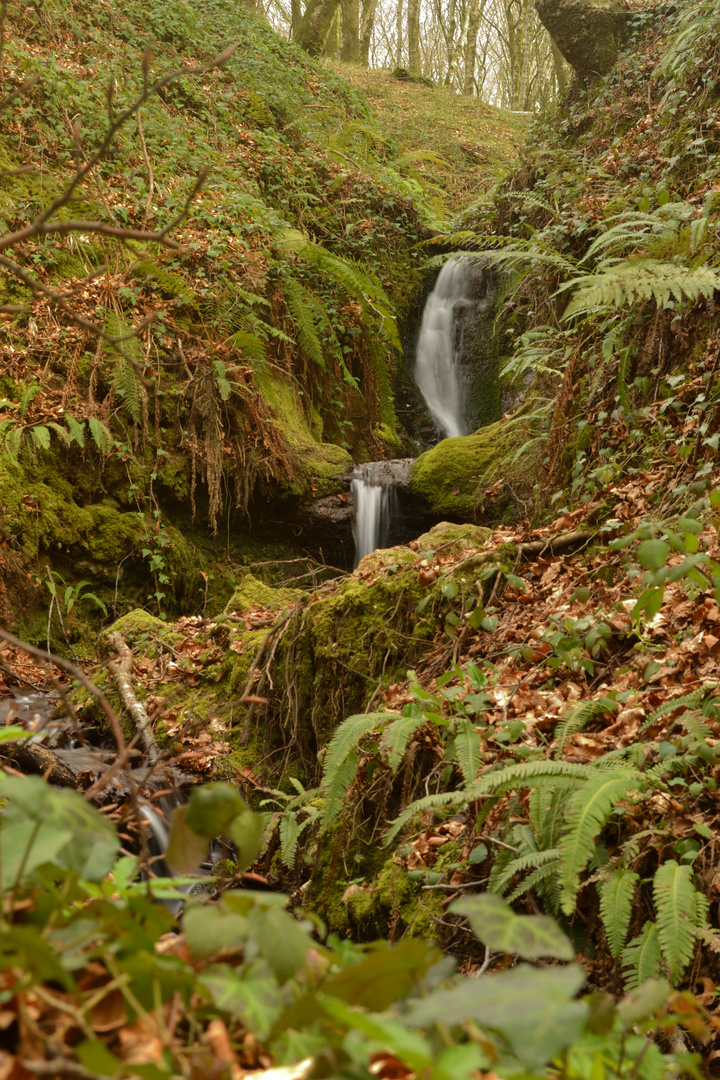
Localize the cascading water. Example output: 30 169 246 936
351 460 412 566
414 254 482 440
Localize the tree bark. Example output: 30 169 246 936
106 632 160 765
407 0 421 73
340 0 360 61
324 6 341 56
293 0 342 57
551 38 568 93
395 0 403 66
462 0 481 95
359 0 379 65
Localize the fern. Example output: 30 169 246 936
227 329 267 363
640 689 705 733
319 712 385 825
554 697 618 757
131 258 195 305
492 846 562 898
508 857 563 910
104 309 144 424
622 922 663 990
539 788 572 851
454 719 482 785
562 260 720 319
381 713 423 774
384 790 466 847
559 771 640 915
88 416 113 453
599 869 639 958
670 709 713 745
653 859 701 985
467 758 597 800
283 278 328 372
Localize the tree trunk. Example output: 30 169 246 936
395 0 403 66
293 0 342 56
407 0 421 72
462 0 481 94
516 0 533 109
359 0 378 65
551 38 567 94
340 0 360 61
324 7 341 55
291 0 303 36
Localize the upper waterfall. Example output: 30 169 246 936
414 255 486 441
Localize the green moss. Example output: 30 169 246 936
99 609 181 649
414 522 491 555
411 408 539 518
225 571 306 613
256 372 352 497
344 858 443 941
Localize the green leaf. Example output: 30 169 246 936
165 804 210 874
228 809 264 874
183 901 248 960
247 904 312 983
450 893 574 960
622 922 663 990
441 581 459 600
88 416 113 452
405 963 588 1071
66 415 85 447
185 782 247 838
75 1040 124 1077
318 996 433 1073
637 540 670 572
199 962 282 1039
617 978 670 1026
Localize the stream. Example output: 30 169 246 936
352 254 490 563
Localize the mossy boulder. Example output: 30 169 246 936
256 372 352 498
411 409 537 519
225 571 306 613
98 609 183 651
535 0 629 81
414 522 491 555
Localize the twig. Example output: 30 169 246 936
106 633 160 764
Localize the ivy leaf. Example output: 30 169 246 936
450 893 574 960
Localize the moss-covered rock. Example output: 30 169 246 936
535 0 629 82
414 521 491 555
98 609 182 651
225 571 306 613
257 372 352 498
411 409 537 519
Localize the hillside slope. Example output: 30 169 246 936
0 0 519 631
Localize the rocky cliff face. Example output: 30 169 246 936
535 0 629 80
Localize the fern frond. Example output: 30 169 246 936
131 258 195 305
653 859 698 985
227 329 267 362
563 260 720 319
88 416 113 453
283 278 327 371
538 788 572 850
384 790 466 847
321 755 359 827
322 712 383 790
640 690 705 733
279 810 300 868
670 709 713 744
599 868 639 958
559 772 640 915
554 697 618 757
467 759 596 800
622 921 662 990
493 847 561 898
104 309 144 424
454 720 482 785
507 856 562 907
380 713 424 774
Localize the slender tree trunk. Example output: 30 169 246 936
293 0 342 56
291 0 302 37
407 0 420 72
395 0 403 66
516 0 533 108
340 0 360 60
462 0 485 94
551 39 567 95
359 0 378 65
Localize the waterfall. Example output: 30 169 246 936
351 460 412 565
414 254 482 440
